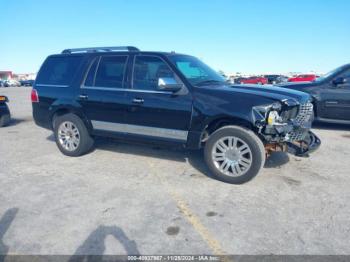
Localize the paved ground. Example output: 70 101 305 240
0 87 350 256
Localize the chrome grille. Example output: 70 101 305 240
295 102 314 125
286 102 314 142
286 130 307 141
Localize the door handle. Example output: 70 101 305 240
132 98 144 104
79 94 88 100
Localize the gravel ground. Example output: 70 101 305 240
0 87 350 256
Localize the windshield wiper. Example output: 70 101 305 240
195 80 226 86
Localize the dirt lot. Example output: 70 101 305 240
1 87 350 256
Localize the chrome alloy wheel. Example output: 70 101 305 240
58 121 80 151
211 136 253 177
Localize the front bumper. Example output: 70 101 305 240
287 131 321 157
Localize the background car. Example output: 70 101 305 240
239 76 268 85
233 77 246 84
288 74 318 82
279 63 350 124
0 80 4 87
0 95 11 127
264 74 289 84
20 80 35 86
4 79 21 87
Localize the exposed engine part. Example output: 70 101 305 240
264 143 287 157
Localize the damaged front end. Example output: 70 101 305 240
253 99 321 157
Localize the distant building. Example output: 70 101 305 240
13 73 37 80
0 71 13 80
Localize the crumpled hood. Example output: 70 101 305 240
222 84 311 104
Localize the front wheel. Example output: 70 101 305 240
204 126 265 184
53 113 94 157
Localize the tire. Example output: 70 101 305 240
53 113 94 157
0 114 10 127
204 125 265 184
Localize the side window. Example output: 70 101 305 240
36 56 83 86
340 69 350 85
94 56 128 88
84 57 99 86
133 56 177 91
175 61 206 79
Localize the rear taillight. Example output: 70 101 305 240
31 89 39 103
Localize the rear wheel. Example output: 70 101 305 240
53 113 94 157
204 126 265 184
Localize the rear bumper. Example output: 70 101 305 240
287 131 321 157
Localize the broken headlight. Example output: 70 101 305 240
266 102 284 125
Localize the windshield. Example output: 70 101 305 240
315 65 347 82
168 55 226 86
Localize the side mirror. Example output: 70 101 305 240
157 77 183 92
332 77 346 86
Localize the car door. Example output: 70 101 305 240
122 54 193 143
79 55 131 134
318 69 350 121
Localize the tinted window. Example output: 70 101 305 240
133 56 176 90
36 56 83 85
84 57 99 86
94 56 128 88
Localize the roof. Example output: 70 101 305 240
56 46 188 57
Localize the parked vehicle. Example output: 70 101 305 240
279 64 350 124
233 77 245 84
264 75 289 85
288 74 318 82
4 80 20 87
0 95 11 127
0 80 4 87
32 46 320 184
239 76 268 85
20 80 35 86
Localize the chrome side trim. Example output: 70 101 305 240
316 117 350 124
81 86 125 92
91 120 188 141
35 84 69 88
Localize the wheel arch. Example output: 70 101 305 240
49 104 92 133
197 116 258 148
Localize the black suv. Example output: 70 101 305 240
278 64 350 124
32 46 320 184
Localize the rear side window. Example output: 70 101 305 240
93 56 128 88
36 56 83 86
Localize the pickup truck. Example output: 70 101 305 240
288 74 318 82
239 76 268 85
279 64 350 124
32 46 320 184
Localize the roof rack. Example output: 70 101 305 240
61 46 140 54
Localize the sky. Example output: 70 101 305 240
1 0 349 75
